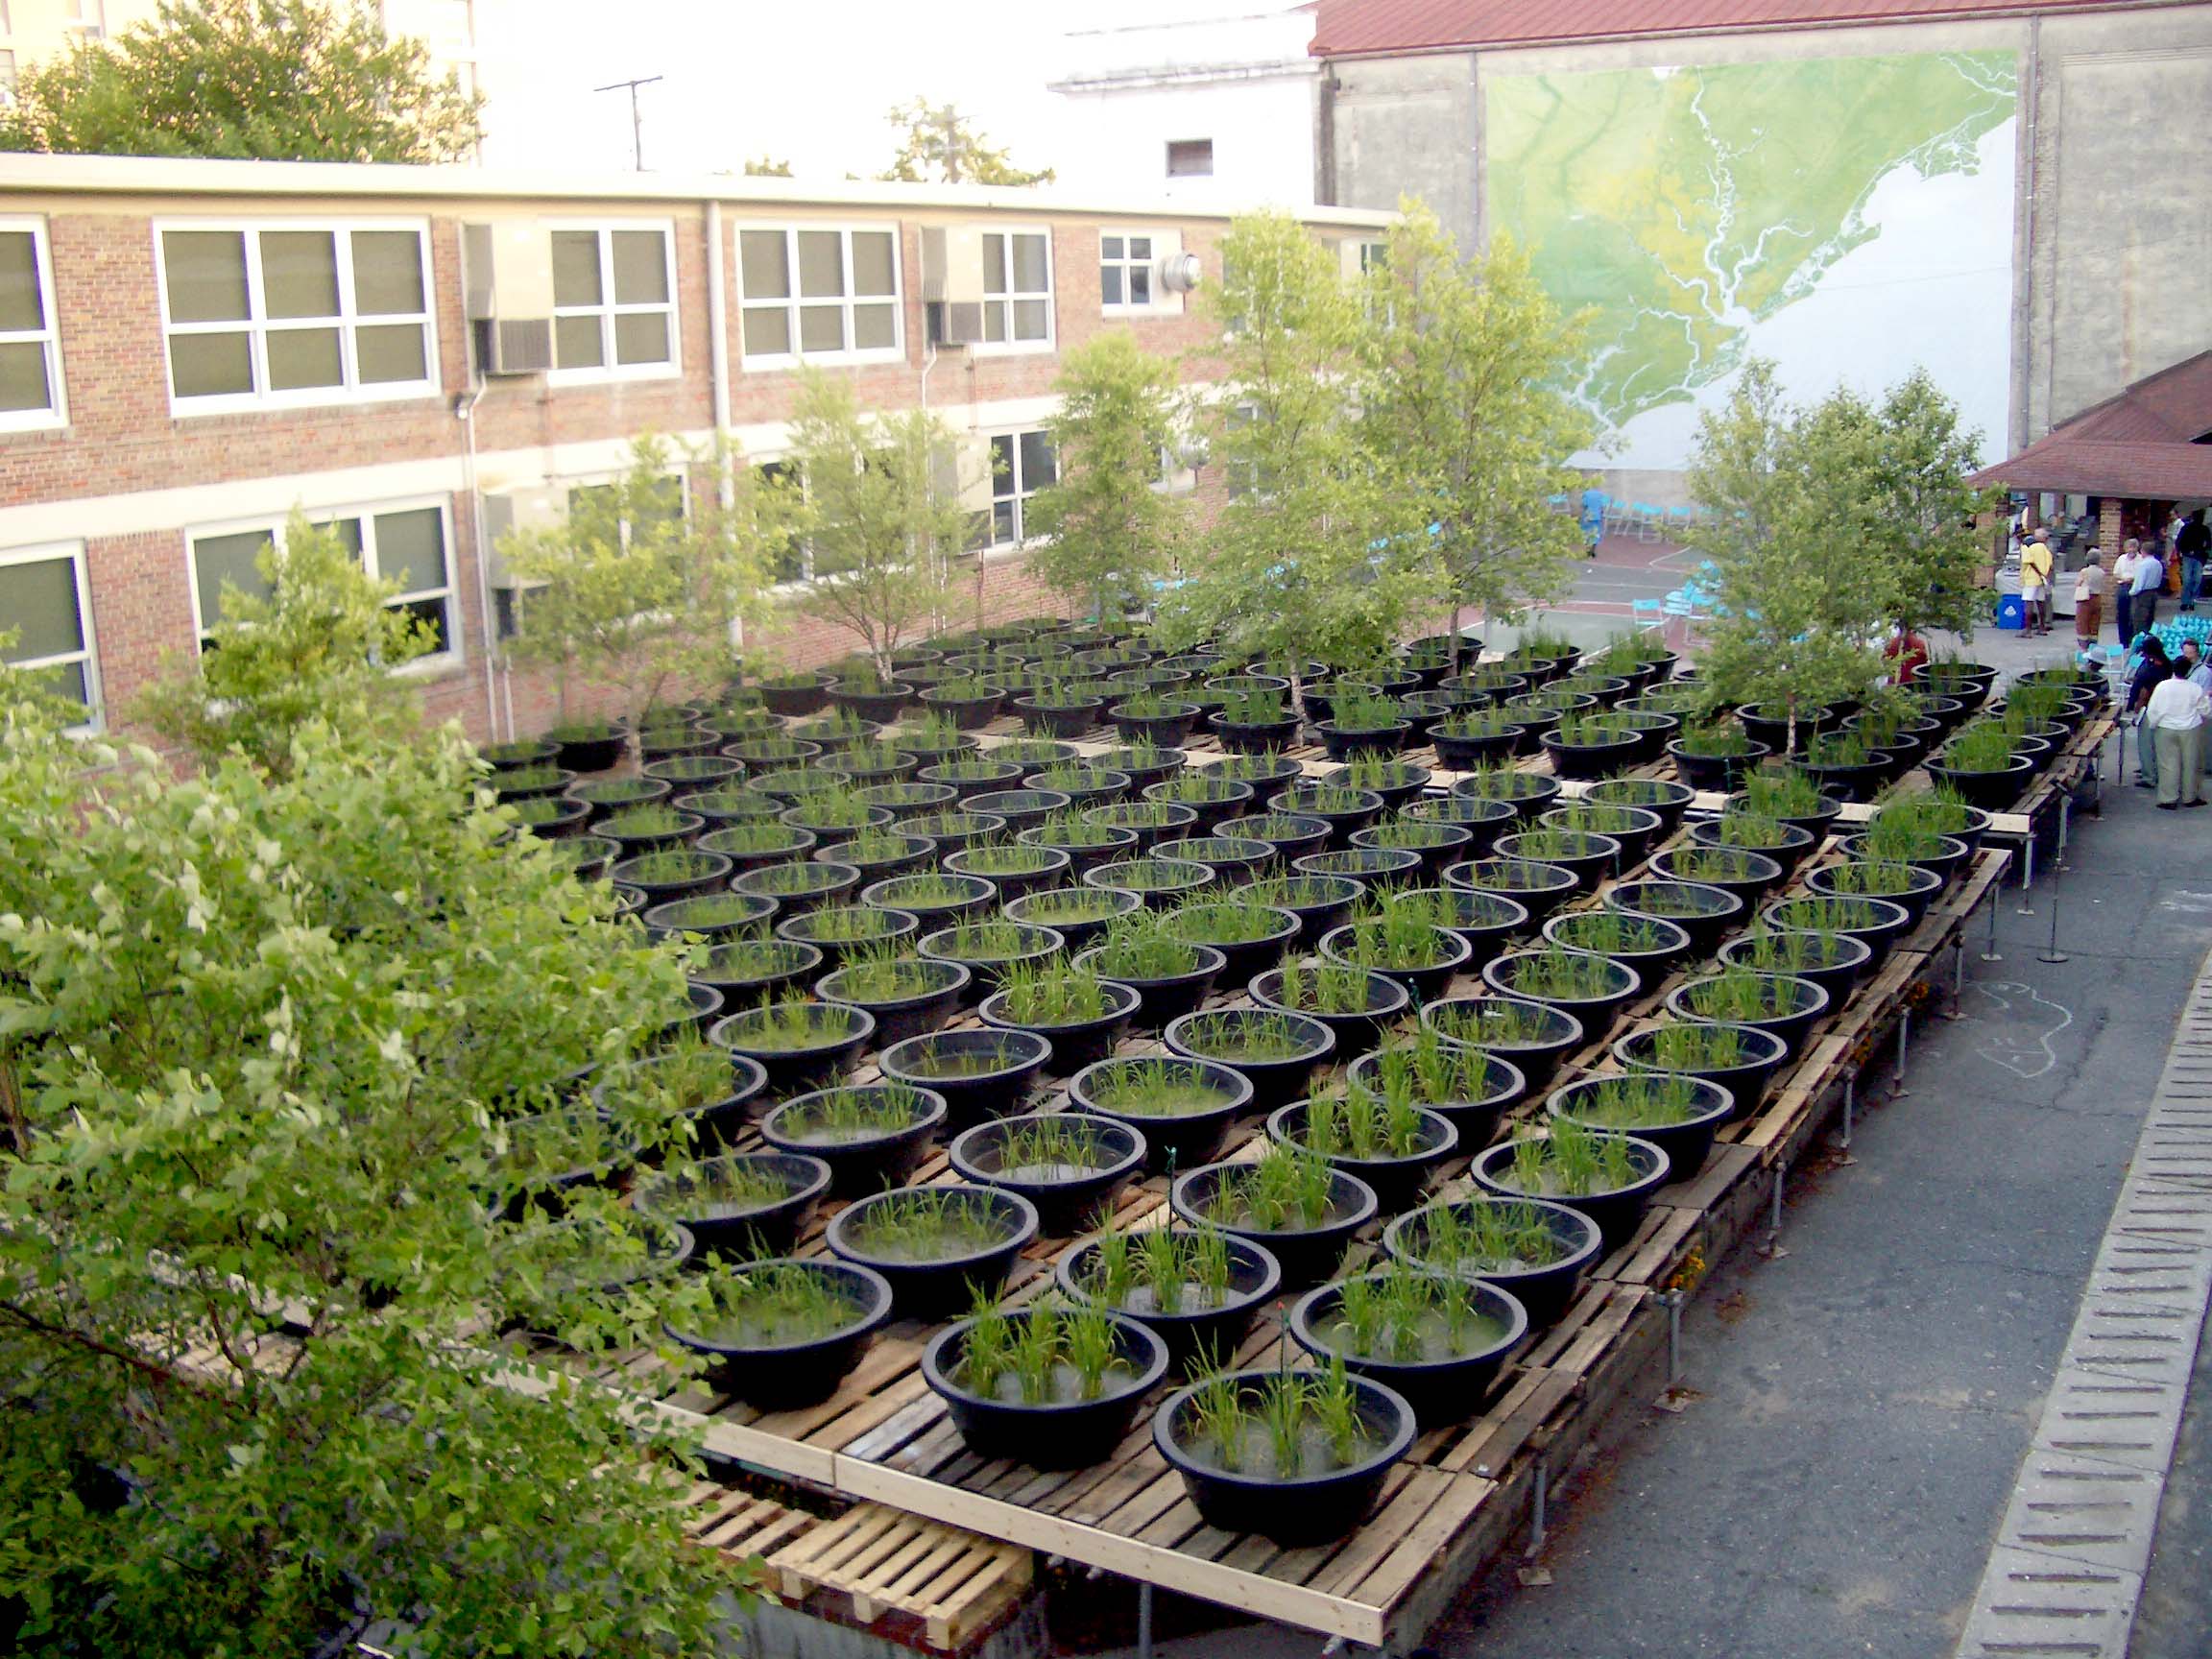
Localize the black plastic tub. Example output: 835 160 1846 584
1000 885 1142 949
1666 971 1832 1060
1470 1132 1671 1254
1541 910 1695 979
1760 893 1915 967
1614 1022 1791 1120
1647 844 1788 906
949 1112 1147 1234
924 1309 1169 1468
1717 928 1871 1010
760 1083 949 1197
1072 941 1224 1031
1260 872 1364 945
1217 810 1334 866
1481 950 1643 1031
1382 1196 1601 1330
1547 1072 1735 1181
642 890 780 943
1249 962 1412 1054
663 1258 892 1408
977 980 1142 1075
826 1187 1042 1320
1350 821 1473 878
878 1027 1054 1127
1686 818 1818 878
1419 996 1584 1091
1315 919 1475 1002
1056 1232 1282 1375
1345 1046 1527 1150
1166 900 1303 985
812 956 970 1046
1493 829 1624 894
1168 1159 1380 1288
1805 859 1946 928
916 921 1067 1003
1266 1098 1458 1213
1287 1271 1527 1427
1443 856 1579 922
1163 1007 1336 1111
631 1151 831 1258
1603 878 1744 953
1581 777 1697 834
1151 1369 1416 1545
709 1000 876 1095
1069 1054 1254 1173
597 1046 768 1152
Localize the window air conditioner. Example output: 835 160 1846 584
922 227 988 348
480 484 564 589
462 221 556 376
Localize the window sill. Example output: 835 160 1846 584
543 363 685 388
967 341 1055 359
0 410 68 437
167 384 443 420
739 349 908 373
393 652 468 684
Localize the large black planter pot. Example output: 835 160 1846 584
1269 784 1386 850
1481 950 1643 1033
924 1310 1169 1469
1108 701 1202 747
1604 878 1744 953
1668 972 1831 1061
495 763 578 804
1540 730 1645 781
1262 873 1365 945
1542 909 1694 979
760 1083 949 1197
920 685 1007 730
1382 1195 1602 1329
1017 695 1105 738
1266 1099 1458 1213
632 1151 832 1259
1145 777 1258 834
1316 920 1475 1003
826 1187 1041 1320
1056 1233 1282 1376
1920 665 1995 713
1152 1370 1416 1545
1164 1008 1337 1111
1022 823 1141 875
1419 996 1584 1091
1547 1073 1735 1181
1249 962 1412 1055
709 1000 876 1095
553 727 626 773
1351 820 1473 878
1452 772 1564 824
1471 1132 1671 1254
1614 1022 1791 1120
1169 902 1305 985
861 872 998 928
1345 1046 1527 1150
1316 720 1412 762
1540 802 1666 867
1431 717 1527 769
1294 846 1427 888
949 1112 1146 1235
1211 711 1305 755
917 922 1068 1004
774 903 923 970
1646 845 1787 908
1083 855 1215 910
1669 737 1771 790
1872 799 1991 855
687 937 826 1006
830 683 916 724
1737 704 1839 757
1070 1053 1254 1173
599 1047 768 1151
813 957 971 1046
1443 855 1579 923
1721 787 1842 850
1288 1272 1527 1428
1217 811 1333 866
758 673 833 717
961 787 1073 834
879 1028 1054 1127
1717 929 1871 1011
1072 942 1224 1031
663 1258 893 1409
1762 894 1915 967
1169 1160 1379 1287
923 758 1026 800
1805 859 1946 928
1156 834 1279 892
1687 818 1818 878
1001 885 1142 950
1924 757 2033 811
977 980 1142 1076
1795 753 1891 805
1493 830 1623 894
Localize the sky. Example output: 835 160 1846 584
475 0 1093 179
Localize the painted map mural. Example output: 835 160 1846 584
1485 51 2017 470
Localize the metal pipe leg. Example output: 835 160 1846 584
1981 888 2002 963
2017 836 2036 913
1893 1009 1911 1095
1139 1580 1154 1659
1950 933 1966 1018
1770 1162 1786 1239
1667 1289 1684 1384
1841 1077 1855 1147
1527 1461 1548 1556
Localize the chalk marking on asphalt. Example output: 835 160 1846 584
1967 980 2077 1079
2159 890 2212 914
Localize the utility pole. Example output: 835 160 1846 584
594 75 663 172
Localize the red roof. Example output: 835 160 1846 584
1312 0 2152 57
1969 351 2212 500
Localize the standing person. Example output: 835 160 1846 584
2128 636 2174 789
2176 510 2209 613
2181 638 2212 693
2072 550 2106 648
2019 530 2055 636
2133 539 2166 636
2144 668 2211 809
1884 622 1929 685
2113 541 2142 645
1579 477 1607 559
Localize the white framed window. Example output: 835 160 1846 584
756 460 809 583
736 225 902 366
186 499 459 664
1166 138 1214 178
565 471 687 544
974 430 1056 549
0 217 63 431
549 221 679 380
1100 231 1160 312
979 230 1052 351
155 219 437 414
1224 403 1263 501
0 541 101 730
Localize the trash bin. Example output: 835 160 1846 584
1996 593 2027 631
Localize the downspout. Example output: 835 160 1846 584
2012 14 2040 454
456 379 500 742
705 198 742 654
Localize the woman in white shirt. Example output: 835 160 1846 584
2144 672 2212 808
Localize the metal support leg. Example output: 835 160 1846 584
1667 1289 1685 1384
2056 795 2072 869
2038 889 2070 965
1770 1163 1786 1238
1840 1077 1855 1147
1526 1461 1549 1556
1893 1009 1911 1096
1138 1581 1154 1659
2016 835 2037 914
1981 888 2002 963
1950 932 1967 1019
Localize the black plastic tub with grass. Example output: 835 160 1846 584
632 1151 831 1259
977 975 1142 1076
1382 1195 1602 1330
1760 893 1915 966
686 937 825 1005
1345 1038 1527 1149
1056 1230 1282 1376
1647 843 1787 905
1666 969 1831 1060
709 998 876 1095
594 1046 767 1152
1287 1269 1527 1428
1614 1020 1791 1120
1547 1071 1734 1181
760 1082 948 1196
1542 908 1695 978
923 1305 1170 1469
1250 960 1411 1054
773 902 921 970
1000 883 1140 949
1481 948 1642 1029
1419 995 1583 1091
860 871 997 927
1470 1127 1671 1254
813 953 968 1046
1070 1054 1253 1173
1267 1096 1458 1213
1443 855 1579 921
1169 1150 1380 1288
1164 1007 1336 1111
663 1258 893 1409
1603 878 1744 952
1071 938 1224 1032
949 1112 1146 1235
878 1027 1053 1128
1717 927 1871 1009
826 1186 1041 1320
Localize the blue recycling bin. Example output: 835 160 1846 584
1996 594 2027 631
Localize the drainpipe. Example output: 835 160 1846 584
455 379 500 743
2014 15 2041 451
705 198 742 657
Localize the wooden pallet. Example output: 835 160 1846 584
679 1481 821 1564
766 1502 1034 1650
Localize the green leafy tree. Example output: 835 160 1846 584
1024 331 1189 622
137 513 431 777
0 0 483 162
1154 210 1436 683
500 435 783 733
879 99 1053 185
1356 204 1598 664
1855 369 1994 637
743 155 794 177
781 369 967 676
0 677 744 1654
1685 361 1893 746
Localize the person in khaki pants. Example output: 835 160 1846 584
2144 671 2212 808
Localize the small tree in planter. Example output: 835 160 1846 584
500 433 782 734
783 369 967 679
1152 210 1438 688
1025 330 1190 624
138 514 431 778
1355 205 1597 669
1683 362 1892 751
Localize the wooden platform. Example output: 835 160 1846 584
527 704 2052 1648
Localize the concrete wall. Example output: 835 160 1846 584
1324 53 1479 242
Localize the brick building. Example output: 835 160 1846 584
0 154 1391 743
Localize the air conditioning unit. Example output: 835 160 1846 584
922 227 988 348
462 220 555 376
480 483 564 589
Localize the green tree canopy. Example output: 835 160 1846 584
1852 369 1994 637
136 512 432 778
1024 331 1189 622
879 100 1053 186
0 676 743 1654
1356 204 1599 657
0 0 483 162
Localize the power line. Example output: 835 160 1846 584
593 75 663 172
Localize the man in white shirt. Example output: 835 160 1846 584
2132 541 2167 636
2144 670 2211 808
2185 639 2212 694
2113 541 2142 644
